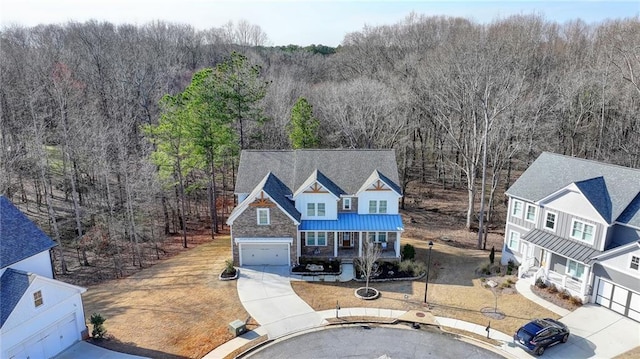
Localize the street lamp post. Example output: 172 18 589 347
423 241 434 304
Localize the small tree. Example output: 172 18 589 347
357 241 382 297
288 97 320 149
90 313 107 339
489 246 495 264
401 243 416 260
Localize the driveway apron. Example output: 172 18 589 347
543 304 640 359
237 266 327 339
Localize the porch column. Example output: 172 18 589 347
297 231 301 259
580 267 591 298
395 231 400 257
334 231 338 257
358 232 363 257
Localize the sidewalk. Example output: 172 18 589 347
515 277 570 316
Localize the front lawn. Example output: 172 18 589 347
82 235 251 359
291 237 561 340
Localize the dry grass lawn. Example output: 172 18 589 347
82 235 251 359
292 236 560 338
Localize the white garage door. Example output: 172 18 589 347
7 313 79 359
242 243 289 266
596 278 640 322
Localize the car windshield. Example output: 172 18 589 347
517 328 534 342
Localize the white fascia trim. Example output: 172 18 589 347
235 237 294 245
592 240 640 261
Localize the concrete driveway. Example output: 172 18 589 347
237 266 327 339
54 341 148 359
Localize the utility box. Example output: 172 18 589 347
229 319 246 337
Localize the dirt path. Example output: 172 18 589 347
82 236 250 359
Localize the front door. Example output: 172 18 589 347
342 233 352 247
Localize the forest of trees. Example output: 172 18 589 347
1 14 638 276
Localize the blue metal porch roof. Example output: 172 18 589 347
300 213 404 231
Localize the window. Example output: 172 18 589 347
306 232 327 246
368 200 388 214
631 256 639 271
368 232 387 243
343 198 351 210
511 200 523 218
257 208 269 225
571 220 594 242
307 203 315 216
307 203 326 217
525 204 537 222
545 211 557 231
566 259 585 280
33 290 43 307
508 231 520 250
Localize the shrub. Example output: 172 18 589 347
398 260 426 277
401 244 416 261
90 313 107 339
547 284 558 293
559 290 571 300
570 296 583 306
224 259 236 275
480 263 492 275
500 281 512 288
535 278 547 289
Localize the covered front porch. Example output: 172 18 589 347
298 213 403 261
519 229 601 301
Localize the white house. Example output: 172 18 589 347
0 196 88 358
227 149 404 266
501 153 640 321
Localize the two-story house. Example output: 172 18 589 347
227 149 404 266
501 153 640 321
0 196 88 358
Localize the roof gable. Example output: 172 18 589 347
227 173 300 225
356 169 402 195
1 196 56 269
506 153 640 227
235 150 400 196
574 177 612 223
0 268 31 327
293 169 345 198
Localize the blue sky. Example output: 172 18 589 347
1 1 638 46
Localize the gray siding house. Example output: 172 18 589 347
501 152 640 321
227 149 404 267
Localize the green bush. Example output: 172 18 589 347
401 244 416 261
90 313 107 339
224 259 236 274
535 278 547 289
489 246 495 264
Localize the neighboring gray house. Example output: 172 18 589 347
501 152 640 321
227 149 404 266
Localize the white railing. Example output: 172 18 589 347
546 270 583 296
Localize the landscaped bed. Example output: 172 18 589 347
291 257 342 274
354 260 425 281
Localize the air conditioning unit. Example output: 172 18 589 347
228 319 246 337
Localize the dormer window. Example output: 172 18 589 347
343 198 352 210
33 290 43 308
307 203 325 217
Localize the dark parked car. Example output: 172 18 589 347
514 318 570 356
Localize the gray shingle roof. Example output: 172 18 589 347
261 173 301 222
523 229 602 264
1 268 31 327
1 196 56 269
294 169 345 198
507 152 640 227
235 150 401 196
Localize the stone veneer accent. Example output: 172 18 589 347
232 202 298 266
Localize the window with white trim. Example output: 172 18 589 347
544 211 557 231
571 219 594 243
33 290 43 308
631 255 639 271
367 232 387 243
257 208 270 225
343 198 351 210
525 204 537 222
566 259 585 280
306 203 326 217
511 200 523 218
306 232 327 246
368 200 388 214
507 231 520 250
